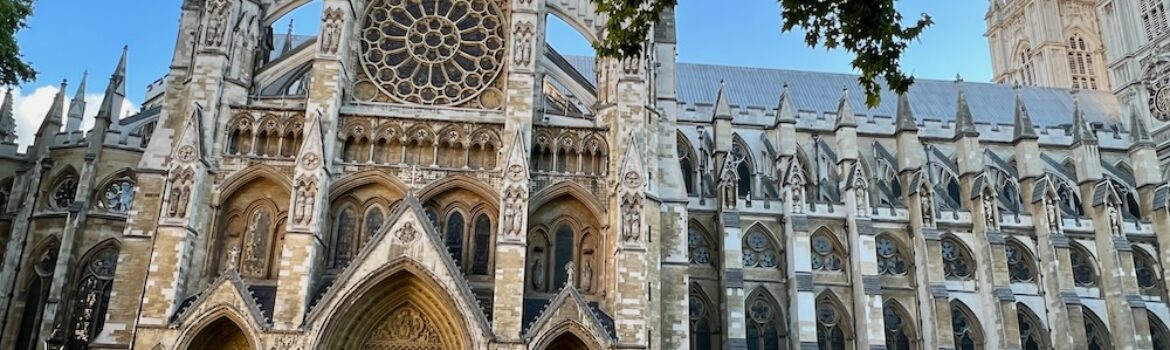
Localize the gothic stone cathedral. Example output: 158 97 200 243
6 0 1170 349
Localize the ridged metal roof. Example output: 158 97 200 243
562 56 1121 127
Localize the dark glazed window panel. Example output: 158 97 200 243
445 212 464 266
553 224 574 287
472 214 492 275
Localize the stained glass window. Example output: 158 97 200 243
66 246 119 349
942 238 974 281
333 208 356 268
472 214 491 275
53 177 78 209
951 303 980 350
363 207 384 238
1018 306 1044 350
1084 309 1111 350
1006 241 1035 283
98 178 135 213
811 233 844 272
746 294 781 350
688 228 714 266
1070 245 1097 288
1135 251 1161 294
1150 311 1170 350
884 304 912 350
816 300 847 350
689 293 716 350
743 230 778 269
877 236 907 276
445 212 464 267
15 246 56 350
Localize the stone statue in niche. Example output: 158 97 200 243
293 176 317 226
564 261 575 288
920 185 935 227
204 0 229 47
1108 204 1123 236
581 259 593 292
718 155 739 209
530 256 545 290
1044 196 1061 232
622 193 643 243
226 245 240 270
512 21 534 67
854 183 869 217
320 7 343 55
982 192 998 230
502 186 525 238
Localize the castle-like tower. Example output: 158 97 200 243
1 1 1170 350
986 0 1111 90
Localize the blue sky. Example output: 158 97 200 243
7 0 992 148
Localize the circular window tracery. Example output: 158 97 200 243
359 0 506 107
53 177 78 209
98 178 135 213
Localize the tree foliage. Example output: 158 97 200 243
594 0 932 107
0 0 34 86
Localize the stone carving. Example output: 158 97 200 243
512 21 535 67
226 245 240 270
300 152 320 170
581 259 593 292
176 145 197 163
564 261 576 287
396 221 418 243
1044 196 1061 232
502 186 525 238
719 153 742 209
320 7 343 55
242 210 272 277
364 305 442 348
1108 204 1124 236
272 336 302 350
982 189 998 230
852 170 869 217
531 256 545 290
204 0 231 48
920 183 936 227
293 176 318 226
167 167 195 218
786 161 806 214
621 171 644 243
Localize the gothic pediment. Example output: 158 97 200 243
523 284 615 347
171 269 270 331
303 194 491 345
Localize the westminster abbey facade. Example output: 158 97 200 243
4 0 1170 349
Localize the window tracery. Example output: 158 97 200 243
688 227 714 266
1006 240 1035 283
332 207 357 268
445 211 465 267
1070 244 1098 287
1134 250 1161 295
1067 35 1100 90
1017 305 1045 350
746 292 781 350
97 177 135 213
1018 46 1035 86
742 229 778 269
884 302 912 350
15 243 57 350
733 144 753 198
1151 311 1170 350
951 302 981 350
53 176 78 209
816 298 848 350
66 245 118 349
678 134 697 196
1142 0 1169 40
1056 180 1084 217
355 0 506 107
941 237 974 281
811 231 845 272
241 208 276 278
876 235 907 276
471 213 491 275
689 289 718 350
1083 309 1111 350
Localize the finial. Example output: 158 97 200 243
955 73 963 83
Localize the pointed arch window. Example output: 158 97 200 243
52 176 78 209
884 302 913 350
876 159 902 207
1017 305 1046 350
97 177 136 213
991 167 1021 213
876 235 907 276
66 245 119 349
553 224 575 287
1135 249 1162 295
363 206 384 238
816 297 848 350
951 302 982 350
678 133 697 195
1083 308 1111 350
811 231 845 272
689 288 719 350
1150 311 1170 350
746 291 782 350
1005 240 1036 283
332 207 357 268
743 229 778 269
1070 244 1098 287
445 211 465 267
942 237 975 281
732 144 753 198
688 227 714 266
1057 182 1084 216
1067 35 1100 90
15 244 57 350
471 213 492 275
1018 46 1035 86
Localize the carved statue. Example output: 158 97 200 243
204 0 230 47
226 245 240 270
320 8 343 55
565 261 576 288
1108 205 1124 236
1044 197 1061 232
855 185 869 217
581 259 593 292
294 176 317 226
622 193 642 242
512 21 535 67
503 187 525 238
982 193 998 229
920 186 935 227
531 257 545 290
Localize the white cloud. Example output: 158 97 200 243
5 84 138 151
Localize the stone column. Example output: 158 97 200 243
492 133 529 344
613 133 649 347
785 213 817 350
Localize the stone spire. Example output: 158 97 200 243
774 83 796 126
1012 88 1037 142
281 20 295 55
713 81 732 120
36 80 68 138
1129 102 1153 146
834 88 857 130
95 46 128 124
895 92 918 133
1070 95 1097 145
0 88 15 144
953 75 979 138
65 70 88 132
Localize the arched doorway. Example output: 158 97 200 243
545 332 593 350
317 263 472 350
187 317 251 350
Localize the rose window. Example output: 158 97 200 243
98 179 135 213
53 177 78 209
358 0 506 107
